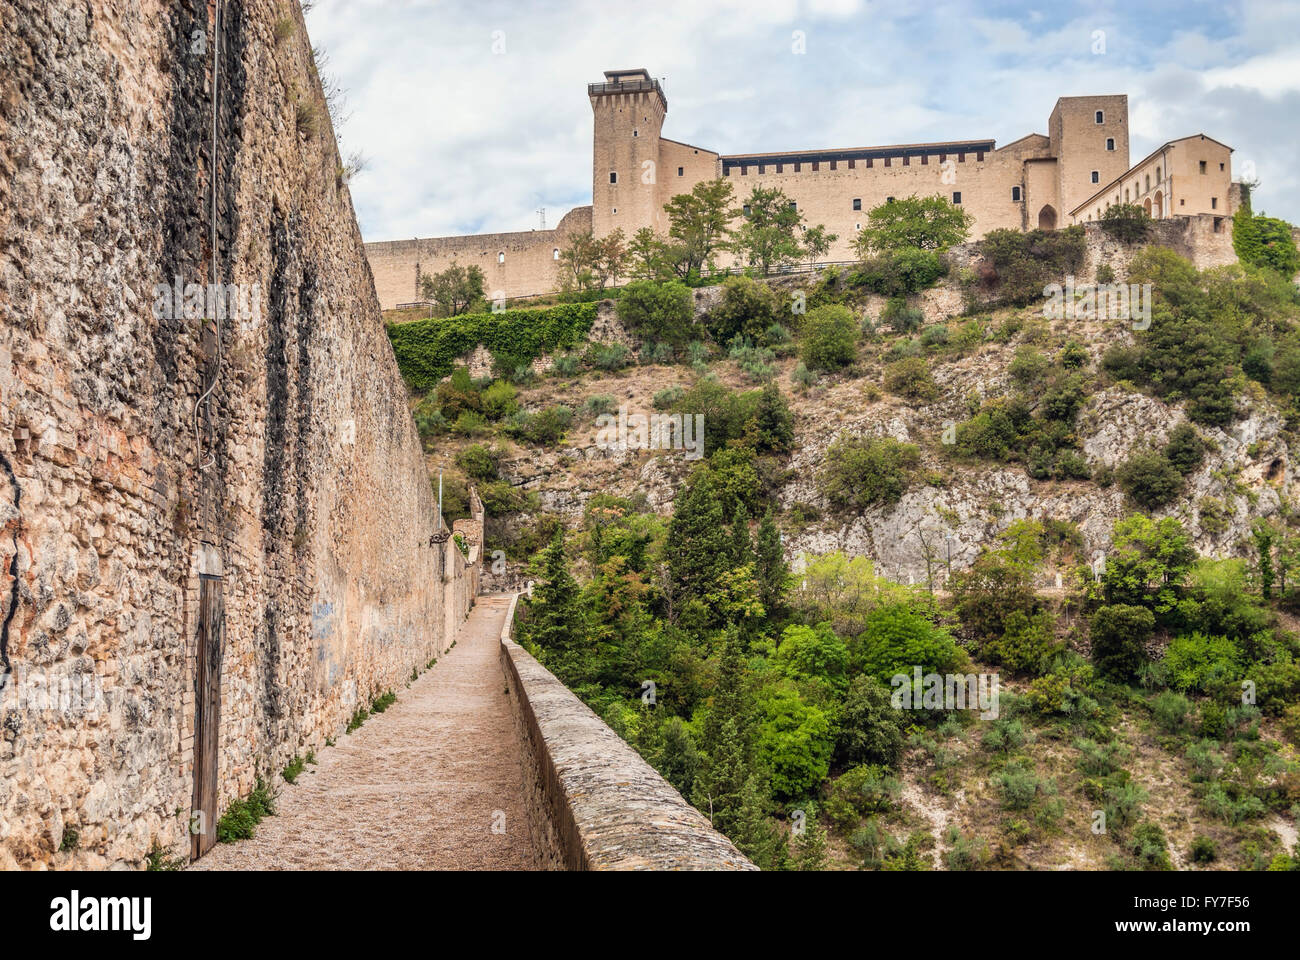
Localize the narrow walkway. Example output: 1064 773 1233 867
191 595 538 870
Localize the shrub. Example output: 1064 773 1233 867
920 324 949 349
1152 690 1191 733
505 405 573 446
653 386 684 410
582 394 617 418
1129 821 1172 870
851 249 948 298
819 434 921 510
1008 346 1049 388
976 227 1087 306
880 296 924 333
1190 835 1217 863
550 352 581 377
1090 604 1155 681
987 609 1060 675
588 341 631 371
826 765 902 828
1164 423 1205 475
1059 340 1090 369
450 410 489 437
479 480 528 516
753 686 834 799
707 275 783 344
480 380 519 420
1115 451 1184 510
1233 208 1300 277
799 304 858 370
791 362 816 388
454 443 502 482
883 357 938 403
1162 632 1241 694
616 280 695 345
1099 203 1153 244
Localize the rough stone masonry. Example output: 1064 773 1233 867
0 0 475 867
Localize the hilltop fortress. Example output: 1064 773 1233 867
364 68 1236 309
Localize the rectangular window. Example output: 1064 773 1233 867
677 166 684 176
1106 138 1114 150
776 163 784 173
1095 110 1104 123
1220 162 1225 170
1091 170 1100 183
920 154 928 165
886 196 895 204
866 158 873 168
1199 160 1207 173
794 162 801 172
938 153 946 163
952 191 961 204
957 152 965 162
812 161 820 171
609 172 618 184
884 157 891 167
789 201 797 211
1012 186 1022 201
976 151 984 162
830 160 837 170
1211 196 1217 209
852 198 862 210
902 155 909 166
758 164 765 174
741 165 747 176
848 158 855 169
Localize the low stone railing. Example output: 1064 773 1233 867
498 595 757 870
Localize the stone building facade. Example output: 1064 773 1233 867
365 68 1235 307
0 0 480 867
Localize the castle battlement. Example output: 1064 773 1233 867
364 71 1235 309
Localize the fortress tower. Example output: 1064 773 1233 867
1045 95 1130 228
590 69 667 239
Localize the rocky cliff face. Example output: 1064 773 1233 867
0 0 467 868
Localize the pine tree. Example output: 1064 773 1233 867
792 811 828 871
754 508 789 619
666 468 729 605
729 503 752 569
522 528 583 667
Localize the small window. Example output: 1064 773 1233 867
1106 138 1115 151
852 198 862 211
976 151 984 162
812 162 820 171
957 152 965 163
677 166 684 176
612 207 617 214
1091 171 1100 184
741 165 748 176
902 155 909 166
1211 197 1218 209
855 223 861 230
830 160 837 170
1095 110 1104 123
776 163 784 174
1012 186 1022 201
609 172 618 184
1214 217 1224 232
1180 199 1185 206
632 130 638 138
920 154 928 165
497 251 505 264
886 196 895 204
1199 161 1207 174
794 163 801 173
758 164 766 175
884 157 891 167
1124 189 1129 201
1156 166 1161 180
743 204 751 216
1145 175 1150 191
952 191 961 204
1219 162 1225 171
788 201 797 211
552 248 559 260
848 158 855 169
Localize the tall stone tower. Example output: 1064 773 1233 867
1047 94 1130 226
590 69 666 239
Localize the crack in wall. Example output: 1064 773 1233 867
0 452 21 694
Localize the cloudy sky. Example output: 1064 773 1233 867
303 0 1300 242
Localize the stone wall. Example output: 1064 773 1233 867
0 0 478 868
498 595 756 871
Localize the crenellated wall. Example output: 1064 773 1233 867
0 0 479 868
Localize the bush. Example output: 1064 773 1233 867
826 765 902 828
652 386 683 410
851 249 948 298
1162 632 1241 694
1152 690 1191 733
588 341 631 371
582 394 617 418
753 686 834 799
616 280 695 345
1116 451 1184 510
1129 821 1172 870
1164 423 1205 475
480 380 518 420
799 304 858 370
1190 835 1217 863
1099 203 1153 244
1008 346 1049 388
1090 604 1155 681
819 434 920 510
858 602 964 681
880 296 924 333
883 357 938 402
707 275 783 344
976 227 1087 306
1233 208 1300 277
791 362 816 388
453 443 502 482
505 405 573 446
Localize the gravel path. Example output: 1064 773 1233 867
191 595 539 870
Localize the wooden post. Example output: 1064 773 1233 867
191 542 223 860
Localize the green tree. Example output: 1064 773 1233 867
819 434 920 510
1233 208 1300 277
753 684 834 798
836 675 905 767
858 602 964 681
419 261 486 316
754 509 789 619
801 224 838 267
729 503 753 569
1116 451 1184 510
665 468 730 607
616 279 694 345
521 528 583 662
729 185 805 275
663 178 739 277
854 194 972 256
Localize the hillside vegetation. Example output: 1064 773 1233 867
387 200 1300 870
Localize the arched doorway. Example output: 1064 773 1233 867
1153 191 1163 219
1143 198 1152 217
1037 205 1057 230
